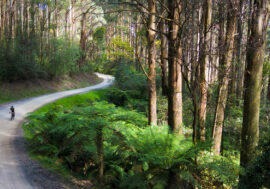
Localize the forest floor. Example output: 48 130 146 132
0 73 102 104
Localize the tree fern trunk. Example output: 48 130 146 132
96 127 104 184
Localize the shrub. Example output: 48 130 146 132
0 36 81 82
239 138 270 189
24 92 241 189
114 64 148 97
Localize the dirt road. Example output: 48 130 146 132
0 73 114 189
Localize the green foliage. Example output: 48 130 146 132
24 100 146 175
199 155 241 188
44 38 81 77
108 36 134 61
114 64 147 96
239 138 270 189
115 125 203 189
24 102 201 188
222 102 243 154
263 56 270 77
35 89 107 113
0 36 82 82
93 26 106 44
106 88 129 106
0 36 44 81
104 64 149 113
24 88 242 189
259 100 270 141
105 87 148 113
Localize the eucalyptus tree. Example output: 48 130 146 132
240 0 269 170
212 0 240 156
198 0 212 141
160 17 168 96
167 0 183 134
74 0 106 69
147 0 157 125
132 0 158 125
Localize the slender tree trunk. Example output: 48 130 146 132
30 1 35 35
192 4 203 144
4 0 8 41
9 0 14 42
236 0 244 99
0 0 4 41
69 0 72 39
240 0 269 170
168 0 183 134
54 0 58 38
78 12 87 69
23 0 29 36
212 0 239 156
147 0 157 125
230 50 237 98
135 18 140 71
198 0 212 141
160 19 168 96
65 8 68 39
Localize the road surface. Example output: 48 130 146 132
0 73 114 189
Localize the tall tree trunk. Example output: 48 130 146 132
9 0 14 43
65 8 68 39
168 0 183 134
236 0 244 99
160 19 168 96
0 0 4 41
4 0 8 41
54 0 58 38
212 0 239 156
147 0 157 125
240 0 269 170
30 1 35 35
134 17 140 71
78 12 87 69
198 0 212 141
191 4 203 144
23 0 29 36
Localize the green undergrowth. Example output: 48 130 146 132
23 88 241 189
35 89 107 113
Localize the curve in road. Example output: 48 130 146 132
0 73 114 189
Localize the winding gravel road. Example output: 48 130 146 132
0 73 114 189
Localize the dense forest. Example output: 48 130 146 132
1 0 270 188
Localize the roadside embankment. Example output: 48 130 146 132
0 73 102 104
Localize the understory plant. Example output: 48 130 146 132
24 99 240 189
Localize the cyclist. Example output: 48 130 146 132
10 106 15 120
